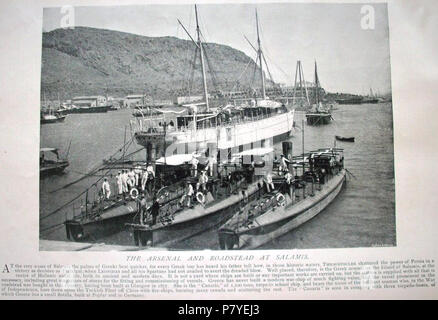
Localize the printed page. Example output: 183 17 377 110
0 0 437 300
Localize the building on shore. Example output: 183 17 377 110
72 95 108 107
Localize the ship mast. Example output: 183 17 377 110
314 60 319 105
256 9 266 99
195 5 209 111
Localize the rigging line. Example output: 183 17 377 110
203 47 220 92
261 52 275 84
230 58 254 92
188 45 199 96
250 52 259 90
48 136 136 194
40 153 125 222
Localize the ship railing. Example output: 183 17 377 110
133 109 284 134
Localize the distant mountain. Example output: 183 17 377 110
41 26 268 99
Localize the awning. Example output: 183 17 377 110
155 153 201 166
232 147 274 157
40 148 58 153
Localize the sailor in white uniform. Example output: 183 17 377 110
279 154 291 175
141 169 149 192
180 181 194 207
265 172 275 193
116 171 123 197
134 166 142 187
146 163 155 178
191 155 199 177
122 170 129 194
127 169 135 189
101 178 111 200
196 170 209 193
206 154 216 177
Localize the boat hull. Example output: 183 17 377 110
40 116 66 124
128 179 265 248
335 136 355 142
40 162 69 177
65 200 138 241
67 105 110 114
134 110 295 151
305 113 331 125
219 170 346 250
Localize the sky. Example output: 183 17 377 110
43 3 392 95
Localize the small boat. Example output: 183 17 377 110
335 135 355 142
218 148 346 250
40 148 69 177
40 111 66 124
305 62 332 126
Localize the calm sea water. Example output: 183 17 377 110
40 103 396 250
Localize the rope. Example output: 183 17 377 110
41 137 139 222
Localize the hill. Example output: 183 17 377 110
41 26 267 99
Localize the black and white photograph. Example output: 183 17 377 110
39 2 395 251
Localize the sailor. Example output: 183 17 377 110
101 178 111 200
138 194 148 225
265 172 275 193
179 180 194 207
191 155 199 177
116 171 123 198
134 166 142 188
279 154 291 174
205 153 216 177
285 170 293 185
121 169 129 196
127 169 136 189
196 170 209 193
150 196 160 225
309 153 315 172
146 163 155 178
141 169 149 192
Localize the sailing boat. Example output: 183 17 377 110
362 88 379 104
305 61 332 125
132 7 295 162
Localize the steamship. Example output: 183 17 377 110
132 8 295 161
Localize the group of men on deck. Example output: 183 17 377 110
265 154 294 193
100 163 156 200
179 154 213 208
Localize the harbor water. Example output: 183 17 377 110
40 103 396 250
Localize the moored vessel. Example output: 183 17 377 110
132 6 294 162
305 61 332 125
218 148 346 249
40 147 69 177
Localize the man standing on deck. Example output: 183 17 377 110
205 153 216 177
101 178 111 200
150 196 160 225
197 170 209 193
141 169 149 193
279 154 291 175
127 169 136 190
284 170 294 197
179 181 194 207
265 172 275 193
116 171 123 198
191 155 199 177
146 163 155 193
122 170 129 197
